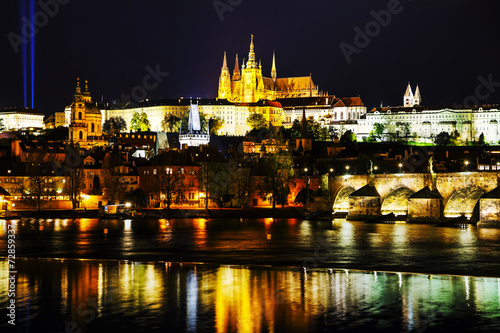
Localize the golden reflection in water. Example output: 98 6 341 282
193 219 207 249
339 221 354 247
78 219 95 232
114 262 165 310
0 220 6 237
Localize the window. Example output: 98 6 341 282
153 169 157 175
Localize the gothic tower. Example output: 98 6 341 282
414 84 421 106
218 52 232 100
232 53 241 81
241 35 262 103
271 51 277 83
404 82 415 107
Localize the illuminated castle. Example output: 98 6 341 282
218 35 321 103
69 78 103 146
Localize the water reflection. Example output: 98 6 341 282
1 259 500 332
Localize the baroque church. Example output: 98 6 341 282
218 35 322 103
69 78 104 147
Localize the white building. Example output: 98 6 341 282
0 108 45 130
179 103 210 148
358 105 500 143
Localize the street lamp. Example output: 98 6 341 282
398 163 403 173
304 168 310 203
465 160 469 172
330 168 333 173
374 166 378 173
345 165 350 175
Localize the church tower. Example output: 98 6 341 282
404 82 415 107
70 78 88 143
241 35 262 103
69 78 103 146
414 84 421 106
271 51 277 83
218 51 232 100
232 54 241 81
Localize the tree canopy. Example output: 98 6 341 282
130 111 151 132
247 113 267 130
103 116 127 134
288 117 329 141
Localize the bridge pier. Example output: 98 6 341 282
330 172 500 226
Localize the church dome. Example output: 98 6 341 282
85 103 101 115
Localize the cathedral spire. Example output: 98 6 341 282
222 51 228 71
247 34 256 68
271 51 277 82
232 53 241 81
403 82 414 107
414 84 421 106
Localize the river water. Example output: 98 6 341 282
1 218 500 332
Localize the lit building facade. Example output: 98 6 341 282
358 105 500 143
218 35 322 103
68 79 106 147
0 108 45 130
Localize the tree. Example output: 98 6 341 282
103 116 127 134
161 114 180 132
209 116 225 135
434 131 451 146
101 154 127 204
400 122 411 139
369 123 385 142
256 152 295 209
92 174 101 195
156 166 185 209
328 126 339 141
21 150 58 211
247 112 267 130
479 132 486 145
228 162 252 208
130 111 150 132
340 130 357 144
64 166 84 209
288 117 329 140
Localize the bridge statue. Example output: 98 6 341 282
370 160 374 176
429 157 434 175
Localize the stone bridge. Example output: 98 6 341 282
329 172 500 224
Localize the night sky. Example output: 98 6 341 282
0 0 499 115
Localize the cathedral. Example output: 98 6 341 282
69 78 104 147
403 82 421 107
218 35 322 103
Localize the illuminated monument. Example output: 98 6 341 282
179 103 210 148
218 35 321 103
69 78 104 147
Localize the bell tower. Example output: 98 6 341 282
70 78 88 143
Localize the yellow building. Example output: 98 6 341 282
218 35 322 103
69 79 105 147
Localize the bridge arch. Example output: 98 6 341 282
443 186 485 218
381 187 415 215
333 186 355 213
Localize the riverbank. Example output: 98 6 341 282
4 206 332 220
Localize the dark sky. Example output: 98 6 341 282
0 0 499 115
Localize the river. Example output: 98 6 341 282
1 217 500 332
